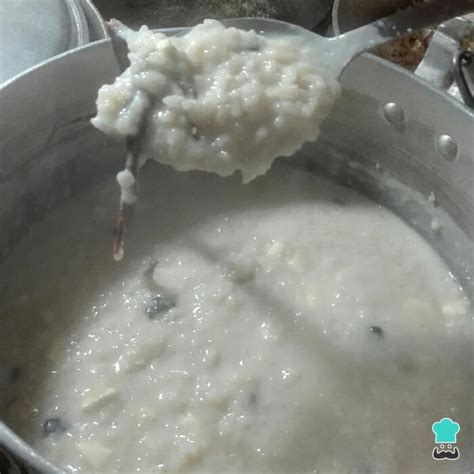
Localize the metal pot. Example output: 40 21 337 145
332 0 474 107
91 0 333 30
0 37 473 472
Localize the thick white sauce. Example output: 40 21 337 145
92 20 340 182
2 164 472 473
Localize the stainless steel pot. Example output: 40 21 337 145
0 0 108 86
332 0 474 107
91 0 333 30
0 37 473 472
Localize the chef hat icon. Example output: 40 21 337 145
432 418 460 443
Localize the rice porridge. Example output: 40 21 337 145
1 163 472 473
92 20 340 183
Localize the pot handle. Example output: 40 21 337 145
415 17 474 109
453 49 474 108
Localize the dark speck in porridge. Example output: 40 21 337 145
145 295 176 320
43 418 67 436
369 326 384 339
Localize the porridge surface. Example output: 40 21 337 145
1 164 471 473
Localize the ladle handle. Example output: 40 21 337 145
333 0 474 71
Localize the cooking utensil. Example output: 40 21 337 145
0 0 89 84
108 0 474 259
110 0 474 79
92 0 333 31
232 1 474 79
332 0 474 108
453 49 474 108
80 0 109 41
1 33 473 472
113 135 141 261
332 0 412 34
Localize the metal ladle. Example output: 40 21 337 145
110 0 474 260
224 1 474 79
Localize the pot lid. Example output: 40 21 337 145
0 0 89 84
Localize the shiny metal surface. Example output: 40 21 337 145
108 1 474 79
0 34 473 472
453 48 474 108
382 101 406 127
332 0 474 107
0 0 89 84
332 0 412 34
416 17 474 106
80 0 109 41
92 0 333 31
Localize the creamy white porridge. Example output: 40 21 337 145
1 163 472 473
92 20 340 183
